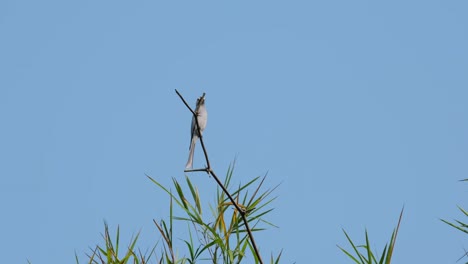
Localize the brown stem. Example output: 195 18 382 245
175 89 263 264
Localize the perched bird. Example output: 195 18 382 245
185 93 207 169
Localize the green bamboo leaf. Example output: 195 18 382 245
230 176 261 199
242 188 249 206
184 240 194 260
441 219 468 234
129 232 140 251
146 175 186 209
161 220 172 246
365 230 372 264
368 247 378 264
224 162 235 188
185 176 202 214
97 247 106 259
172 216 192 222
379 245 388 264
165 252 172 264
273 249 283 264
247 175 267 206
246 239 260 264
386 207 404 264
458 206 468 217
173 178 188 209
249 208 275 221
115 224 120 257
250 195 278 213
342 229 366 263
194 239 217 260
455 219 468 228
237 236 250 263
338 246 362 264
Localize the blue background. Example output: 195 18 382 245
1 1 467 263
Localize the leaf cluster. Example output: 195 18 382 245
338 208 404 264
78 165 281 264
147 165 280 263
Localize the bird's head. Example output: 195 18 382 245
197 93 206 105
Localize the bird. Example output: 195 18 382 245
185 93 207 169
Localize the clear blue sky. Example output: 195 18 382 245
1 1 467 263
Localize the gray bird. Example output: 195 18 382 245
185 93 207 169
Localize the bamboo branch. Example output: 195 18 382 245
175 89 263 264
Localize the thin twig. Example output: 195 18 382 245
184 168 209 173
175 89 264 264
